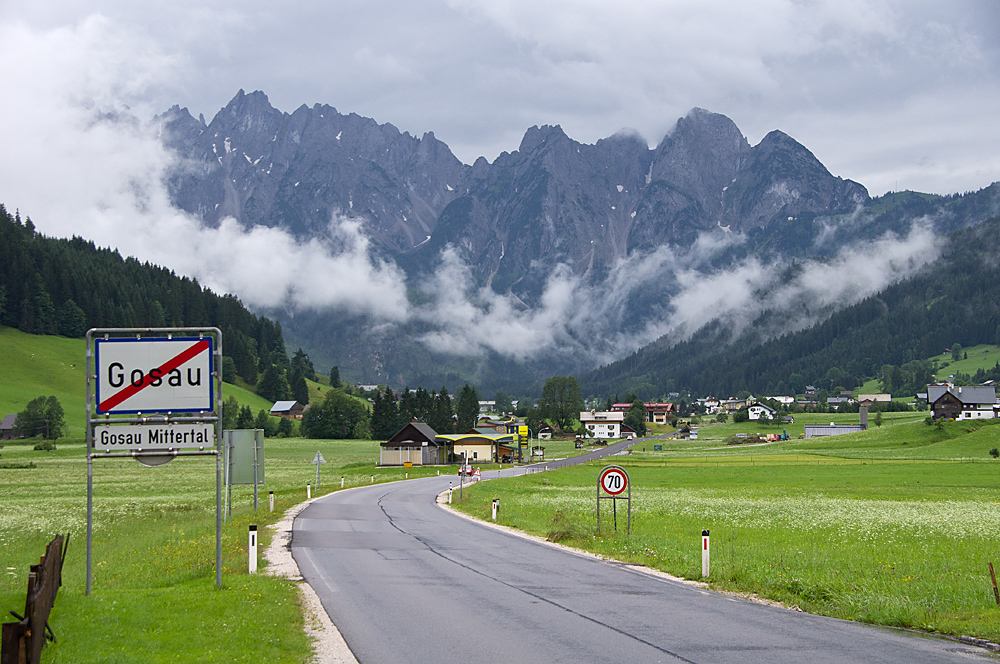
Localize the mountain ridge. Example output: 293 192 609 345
155 90 1000 393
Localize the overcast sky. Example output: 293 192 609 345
2 0 998 198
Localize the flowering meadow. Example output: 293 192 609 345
457 418 1000 642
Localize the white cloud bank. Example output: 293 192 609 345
0 16 946 372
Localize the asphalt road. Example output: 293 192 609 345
293 444 996 663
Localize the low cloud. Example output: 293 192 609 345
410 222 940 367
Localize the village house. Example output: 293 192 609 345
928 384 998 420
580 410 625 439
720 397 750 414
747 402 776 421
610 402 674 424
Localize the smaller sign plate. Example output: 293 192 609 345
599 466 629 496
93 424 215 451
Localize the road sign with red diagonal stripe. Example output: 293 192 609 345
95 337 214 414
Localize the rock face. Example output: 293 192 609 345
160 91 870 303
159 90 467 255
403 108 868 302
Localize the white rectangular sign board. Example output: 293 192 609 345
95 337 214 414
93 423 215 451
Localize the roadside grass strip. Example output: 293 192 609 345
0 437 428 663
455 457 1000 643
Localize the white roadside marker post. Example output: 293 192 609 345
307 483 311 500
449 482 453 504
341 476 344 489
702 529 710 578
492 499 499 521
268 490 274 513
249 524 258 574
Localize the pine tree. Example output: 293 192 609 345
455 384 481 432
429 387 454 434
256 364 290 403
291 373 310 405
370 387 402 439
221 396 239 430
236 405 255 429
330 365 341 388
255 409 278 437
57 299 87 337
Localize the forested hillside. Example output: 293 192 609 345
584 216 1000 399
0 204 287 386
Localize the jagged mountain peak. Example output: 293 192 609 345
518 124 571 153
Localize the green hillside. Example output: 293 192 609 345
0 326 293 439
0 326 86 436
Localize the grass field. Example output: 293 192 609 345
455 417 1000 643
933 344 1000 378
0 435 452 663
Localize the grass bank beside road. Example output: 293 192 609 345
0 436 443 663
455 418 1000 643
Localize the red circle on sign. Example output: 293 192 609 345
600 467 628 495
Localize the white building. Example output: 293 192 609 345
747 402 777 421
580 410 625 439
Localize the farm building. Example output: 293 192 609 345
379 422 451 466
0 414 15 440
270 401 305 420
804 422 867 439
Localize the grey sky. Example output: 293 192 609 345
2 0 997 197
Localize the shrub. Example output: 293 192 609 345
990 448 999 459
33 440 56 451
547 509 589 543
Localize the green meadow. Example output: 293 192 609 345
0 436 448 663
456 417 1000 643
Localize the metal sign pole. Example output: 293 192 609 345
253 430 259 511
85 332 94 596
215 335 222 589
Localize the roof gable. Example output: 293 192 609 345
386 422 440 445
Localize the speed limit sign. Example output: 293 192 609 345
597 464 631 534
600 466 628 495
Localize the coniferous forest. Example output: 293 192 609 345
0 204 287 387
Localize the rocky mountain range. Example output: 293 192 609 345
157 90 1000 392
160 91 870 300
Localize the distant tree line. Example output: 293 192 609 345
0 203 297 395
